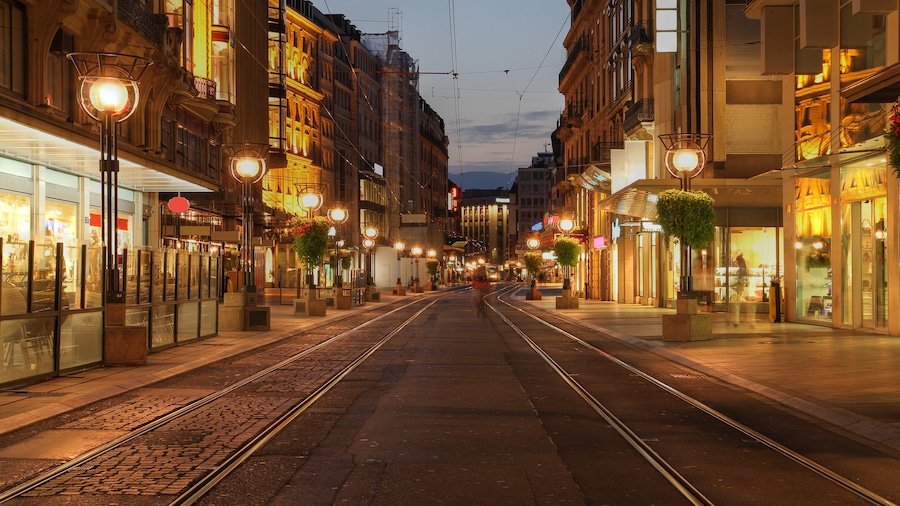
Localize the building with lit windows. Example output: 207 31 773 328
460 190 512 267
745 0 900 334
0 0 270 386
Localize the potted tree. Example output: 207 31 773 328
656 188 716 341
553 236 580 308
425 258 439 290
290 216 330 316
524 251 543 300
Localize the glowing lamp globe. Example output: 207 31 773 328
671 148 700 173
89 77 130 115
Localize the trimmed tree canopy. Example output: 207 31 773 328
656 189 716 248
553 236 580 268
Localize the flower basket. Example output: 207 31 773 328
289 216 330 271
656 189 716 248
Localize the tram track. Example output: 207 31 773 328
1 285 897 504
0 296 439 504
488 287 897 505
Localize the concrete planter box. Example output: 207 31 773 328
104 325 148 366
294 297 327 316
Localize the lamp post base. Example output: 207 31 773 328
662 293 712 341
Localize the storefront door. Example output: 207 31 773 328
842 198 887 330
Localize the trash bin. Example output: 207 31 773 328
769 281 781 322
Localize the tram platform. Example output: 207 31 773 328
1 283 899 454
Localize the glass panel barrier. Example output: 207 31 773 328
177 301 199 342
151 304 175 348
59 311 102 370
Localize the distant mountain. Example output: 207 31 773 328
449 171 515 191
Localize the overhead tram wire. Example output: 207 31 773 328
505 11 570 180
448 0 466 190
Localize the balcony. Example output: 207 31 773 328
118 0 167 49
623 98 654 134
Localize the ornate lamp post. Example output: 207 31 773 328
526 236 541 291
68 52 151 307
363 226 378 289
557 218 575 290
227 144 268 299
393 241 406 295
327 206 349 287
295 187 323 294
411 246 423 292
660 134 708 294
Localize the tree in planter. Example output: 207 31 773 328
553 236 580 290
656 189 716 293
524 251 543 287
426 258 439 286
289 216 330 293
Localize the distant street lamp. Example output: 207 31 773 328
557 218 575 290
226 144 268 297
296 186 323 218
394 241 405 295
363 226 378 287
328 206 349 287
68 52 152 306
411 246 423 291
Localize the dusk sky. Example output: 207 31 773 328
309 1 571 179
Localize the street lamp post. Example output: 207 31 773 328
659 133 712 342
227 144 268 301
68 52 152 308
557 218 575 290
411 246 423 292
393 241 405 295
527 236 541 290
660 134 708 295
327 206 349 287
296 186 323 295
363 226 378 292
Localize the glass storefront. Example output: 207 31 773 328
794 173 832 322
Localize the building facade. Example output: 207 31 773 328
746 0 900 334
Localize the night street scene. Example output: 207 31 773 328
1 0 900 504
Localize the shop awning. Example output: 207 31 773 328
842 63 900 104
597 178 783 220
0 114 214 193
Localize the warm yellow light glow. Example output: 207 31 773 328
394 241 405 252
328 207 348 223
671 149 700 173
364 226 378 239
527 238 540 249
234 158 262 179
427 249 436 258
299 193 322 211
558 219 575 233
411 246 423 257
89 77 129 115
363 238 376 249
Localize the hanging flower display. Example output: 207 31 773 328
288 216 330 270
886 99 900 177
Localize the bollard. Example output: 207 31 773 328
769 281 781 322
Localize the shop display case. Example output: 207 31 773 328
713 265 782 312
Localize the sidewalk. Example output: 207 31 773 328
1 285 899 454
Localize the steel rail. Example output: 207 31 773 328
171 299 439 505
487 295 712 506
496 290 896 506
0 297 436 503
